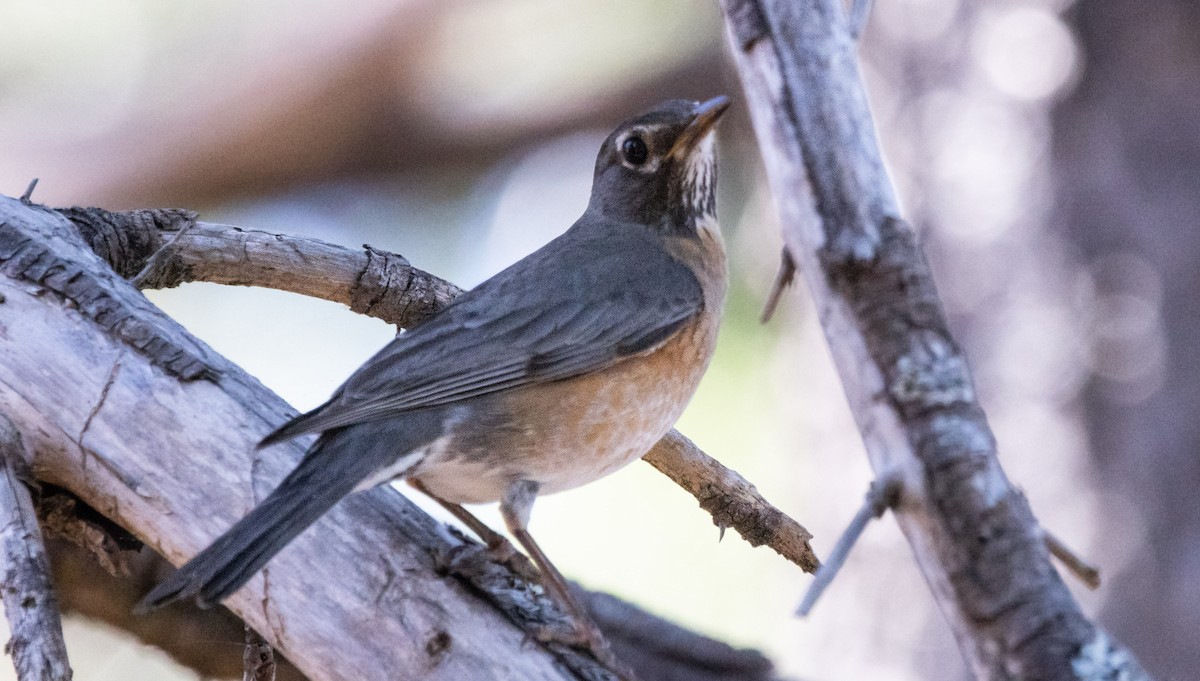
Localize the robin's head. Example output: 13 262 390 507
588 96 730 234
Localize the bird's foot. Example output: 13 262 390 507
432 537 486 575
432 525 541 582
482 534 542 582
531 618 627 675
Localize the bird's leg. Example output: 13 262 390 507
410 479 514 556
408 479 539 580
500 480 617 666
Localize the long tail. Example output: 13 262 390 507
137 414 443 611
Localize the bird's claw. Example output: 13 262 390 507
432 540 489 574
531 619 623 671
484 536 542 582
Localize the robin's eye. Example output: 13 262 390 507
621 136 648 166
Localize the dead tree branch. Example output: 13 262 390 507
0 415 73 681
644 431 817 572
717 0 1151 678
46 534 306 681
796 477 899 617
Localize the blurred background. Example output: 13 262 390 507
1 0 1196 679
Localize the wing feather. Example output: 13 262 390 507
260 221 705 447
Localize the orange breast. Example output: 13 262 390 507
412 310 719 504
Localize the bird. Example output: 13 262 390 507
138 96 731 658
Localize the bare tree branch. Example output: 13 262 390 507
54 205 819 575
1043 531 1101 592
644 431 817 572
583 590 774 681
34 482 140 578
796 477 898 617
0 415 73 681
716 0 1151 678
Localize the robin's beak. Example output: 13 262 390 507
668 96 731 160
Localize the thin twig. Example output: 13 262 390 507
796 477 900 617
647 432 819 573
759 249 796 324
130 221 194 289
0 415 73 681
19 179 39 204
243 625 277 681
1044 529 1101 590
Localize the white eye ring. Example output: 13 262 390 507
615 129 660 173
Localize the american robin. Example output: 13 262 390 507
139 96 731 658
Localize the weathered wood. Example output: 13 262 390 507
717 0 1151 678
584 591 773 681
61 207 464 331
0 416 73 681
31 483 140 579
644 431 817 572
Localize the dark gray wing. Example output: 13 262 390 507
260 221 703 446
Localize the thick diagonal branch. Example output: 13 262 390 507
717 0 1149 678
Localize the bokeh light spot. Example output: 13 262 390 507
975 7 1078 101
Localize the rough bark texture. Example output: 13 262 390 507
717 0 1151 678
32 483 141 579
1052 3 1200 679
0 195 785 681
0 416 73 681
644 431 817 572
27 476 303 679
59 207 465 331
